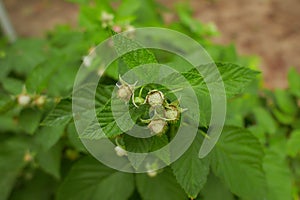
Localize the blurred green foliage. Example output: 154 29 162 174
0 0 299 200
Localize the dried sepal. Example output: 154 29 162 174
116 75 136 102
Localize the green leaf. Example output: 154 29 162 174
201 173 235 200
123 134 152 153
99 101 145 137
134 0 162 26
163 62 257 97
150 134 170 164
112 33 157 69
253 107 278 134
96 101 124 137
74 84 116 139
0 94 16 114
210 126 267 200
264 148 293 200
9 170 57 200
226 94 260 127
0 39 48 78
274 89 297 115
1 77 23 95
46 62 78 97
95 85 114 109
136 168 186 200
288 67 300 98
124 134 169 169
36 143 62 179
162 62 258 126
82 101 147 139
19 108 43 134
272 108 295 125
124 135 152 170
25 58 62 94
34 126 65 151
171 133 210 198
287 129 300 157
57 156 135 200
124 134 169 153
42 98 72 127
67 122 87 152
117 0 141 18
0 138 29 200
192 62 259 97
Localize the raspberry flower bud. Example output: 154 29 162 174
146 90 164 107
34 95 46 107
17 94 31 106
147 119 167 135
146 163 158 177
23 150 33 163
147 170 158 177
114 146 127 157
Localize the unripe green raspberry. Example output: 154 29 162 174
147 119 167 135
146 90 164 107
165 105 180 122
34 95 46 107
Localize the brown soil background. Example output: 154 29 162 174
3 0 300 88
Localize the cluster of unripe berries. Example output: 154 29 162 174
114 76 186 176
116 76 185 135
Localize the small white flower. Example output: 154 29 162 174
146 90 164 107
148 119 167 135
114 146 127 157
83 56 92 67
101 11 114 28
17 94 31 106
125 25 135 33
101 11 114 22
